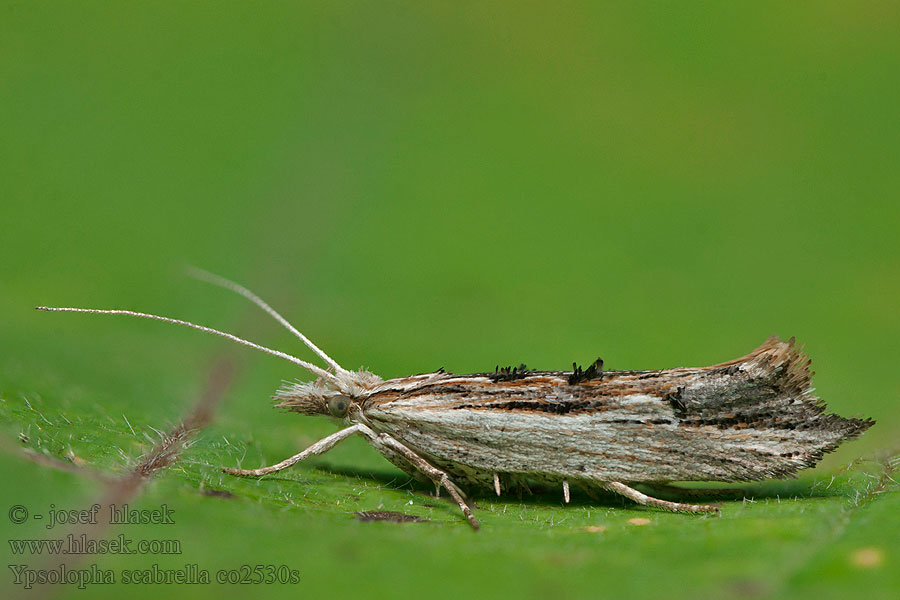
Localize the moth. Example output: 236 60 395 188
38 270 874 530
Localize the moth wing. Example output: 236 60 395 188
362 337 871 487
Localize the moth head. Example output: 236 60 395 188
274 369 383 419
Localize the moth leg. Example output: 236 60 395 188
642 483 748 499
223 424 360 476
356 424 480 531
511 475 533 499
604 481 719 514
577 482 602 502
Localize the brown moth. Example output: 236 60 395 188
38 270 875 530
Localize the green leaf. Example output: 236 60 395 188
2 3 898 599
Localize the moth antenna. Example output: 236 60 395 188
186 266 347 374
34 306 340 385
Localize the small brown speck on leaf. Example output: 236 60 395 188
201 488 236 499
355 511 428 523
584 525 607 533
627 518 652 526
850 547 884 568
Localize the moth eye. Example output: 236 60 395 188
327 396 350 418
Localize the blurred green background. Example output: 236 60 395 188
1 2 898 599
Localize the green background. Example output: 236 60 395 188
1 2 898 599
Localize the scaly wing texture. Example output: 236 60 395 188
361 337 873 487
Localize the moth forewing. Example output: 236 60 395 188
39 272 875 530
356 335 873 496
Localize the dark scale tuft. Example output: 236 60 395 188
666 386 687 413
489 364 532 382
569 358 604 385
